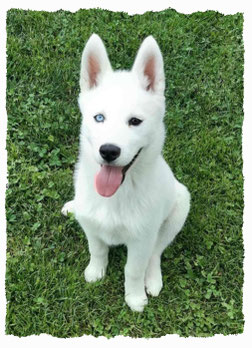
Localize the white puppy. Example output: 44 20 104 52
62 34 190 312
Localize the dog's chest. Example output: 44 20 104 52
76 194 149 246
80 208 135 245
94 221 130 246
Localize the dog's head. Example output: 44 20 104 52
78 34 166 197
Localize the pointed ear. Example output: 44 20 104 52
79 34 112 92
132 36 165 94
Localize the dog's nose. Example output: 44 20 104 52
99 144 121 162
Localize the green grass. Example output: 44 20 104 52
6 8 244 337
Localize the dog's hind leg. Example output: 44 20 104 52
61 200 75 216
145 182 190 296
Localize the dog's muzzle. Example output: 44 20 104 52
121 148 143 184
94 147 143 197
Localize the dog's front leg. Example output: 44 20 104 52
84 233 109 283
124 237 156 312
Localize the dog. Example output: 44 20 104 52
62 34 190 312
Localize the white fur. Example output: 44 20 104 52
62 34 190 312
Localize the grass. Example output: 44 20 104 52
6 8 244 337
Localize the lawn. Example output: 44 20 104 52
6 8 244 337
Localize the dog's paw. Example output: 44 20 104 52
145 268 163 297
145 276 163 297
125 293 148 312
61 200 74 216
84 263 106 283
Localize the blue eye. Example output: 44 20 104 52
94 114 105 122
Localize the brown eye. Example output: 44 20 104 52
129 117 143 126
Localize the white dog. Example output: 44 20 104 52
62 34 190 312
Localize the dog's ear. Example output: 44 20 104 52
80 34 112 91
132 36 165 94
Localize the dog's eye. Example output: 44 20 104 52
94 114 105 122
129 117 143 126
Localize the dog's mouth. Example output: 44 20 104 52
94 148 142 197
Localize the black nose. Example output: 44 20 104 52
99 144 121 162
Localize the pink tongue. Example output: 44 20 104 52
95 165 123 197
